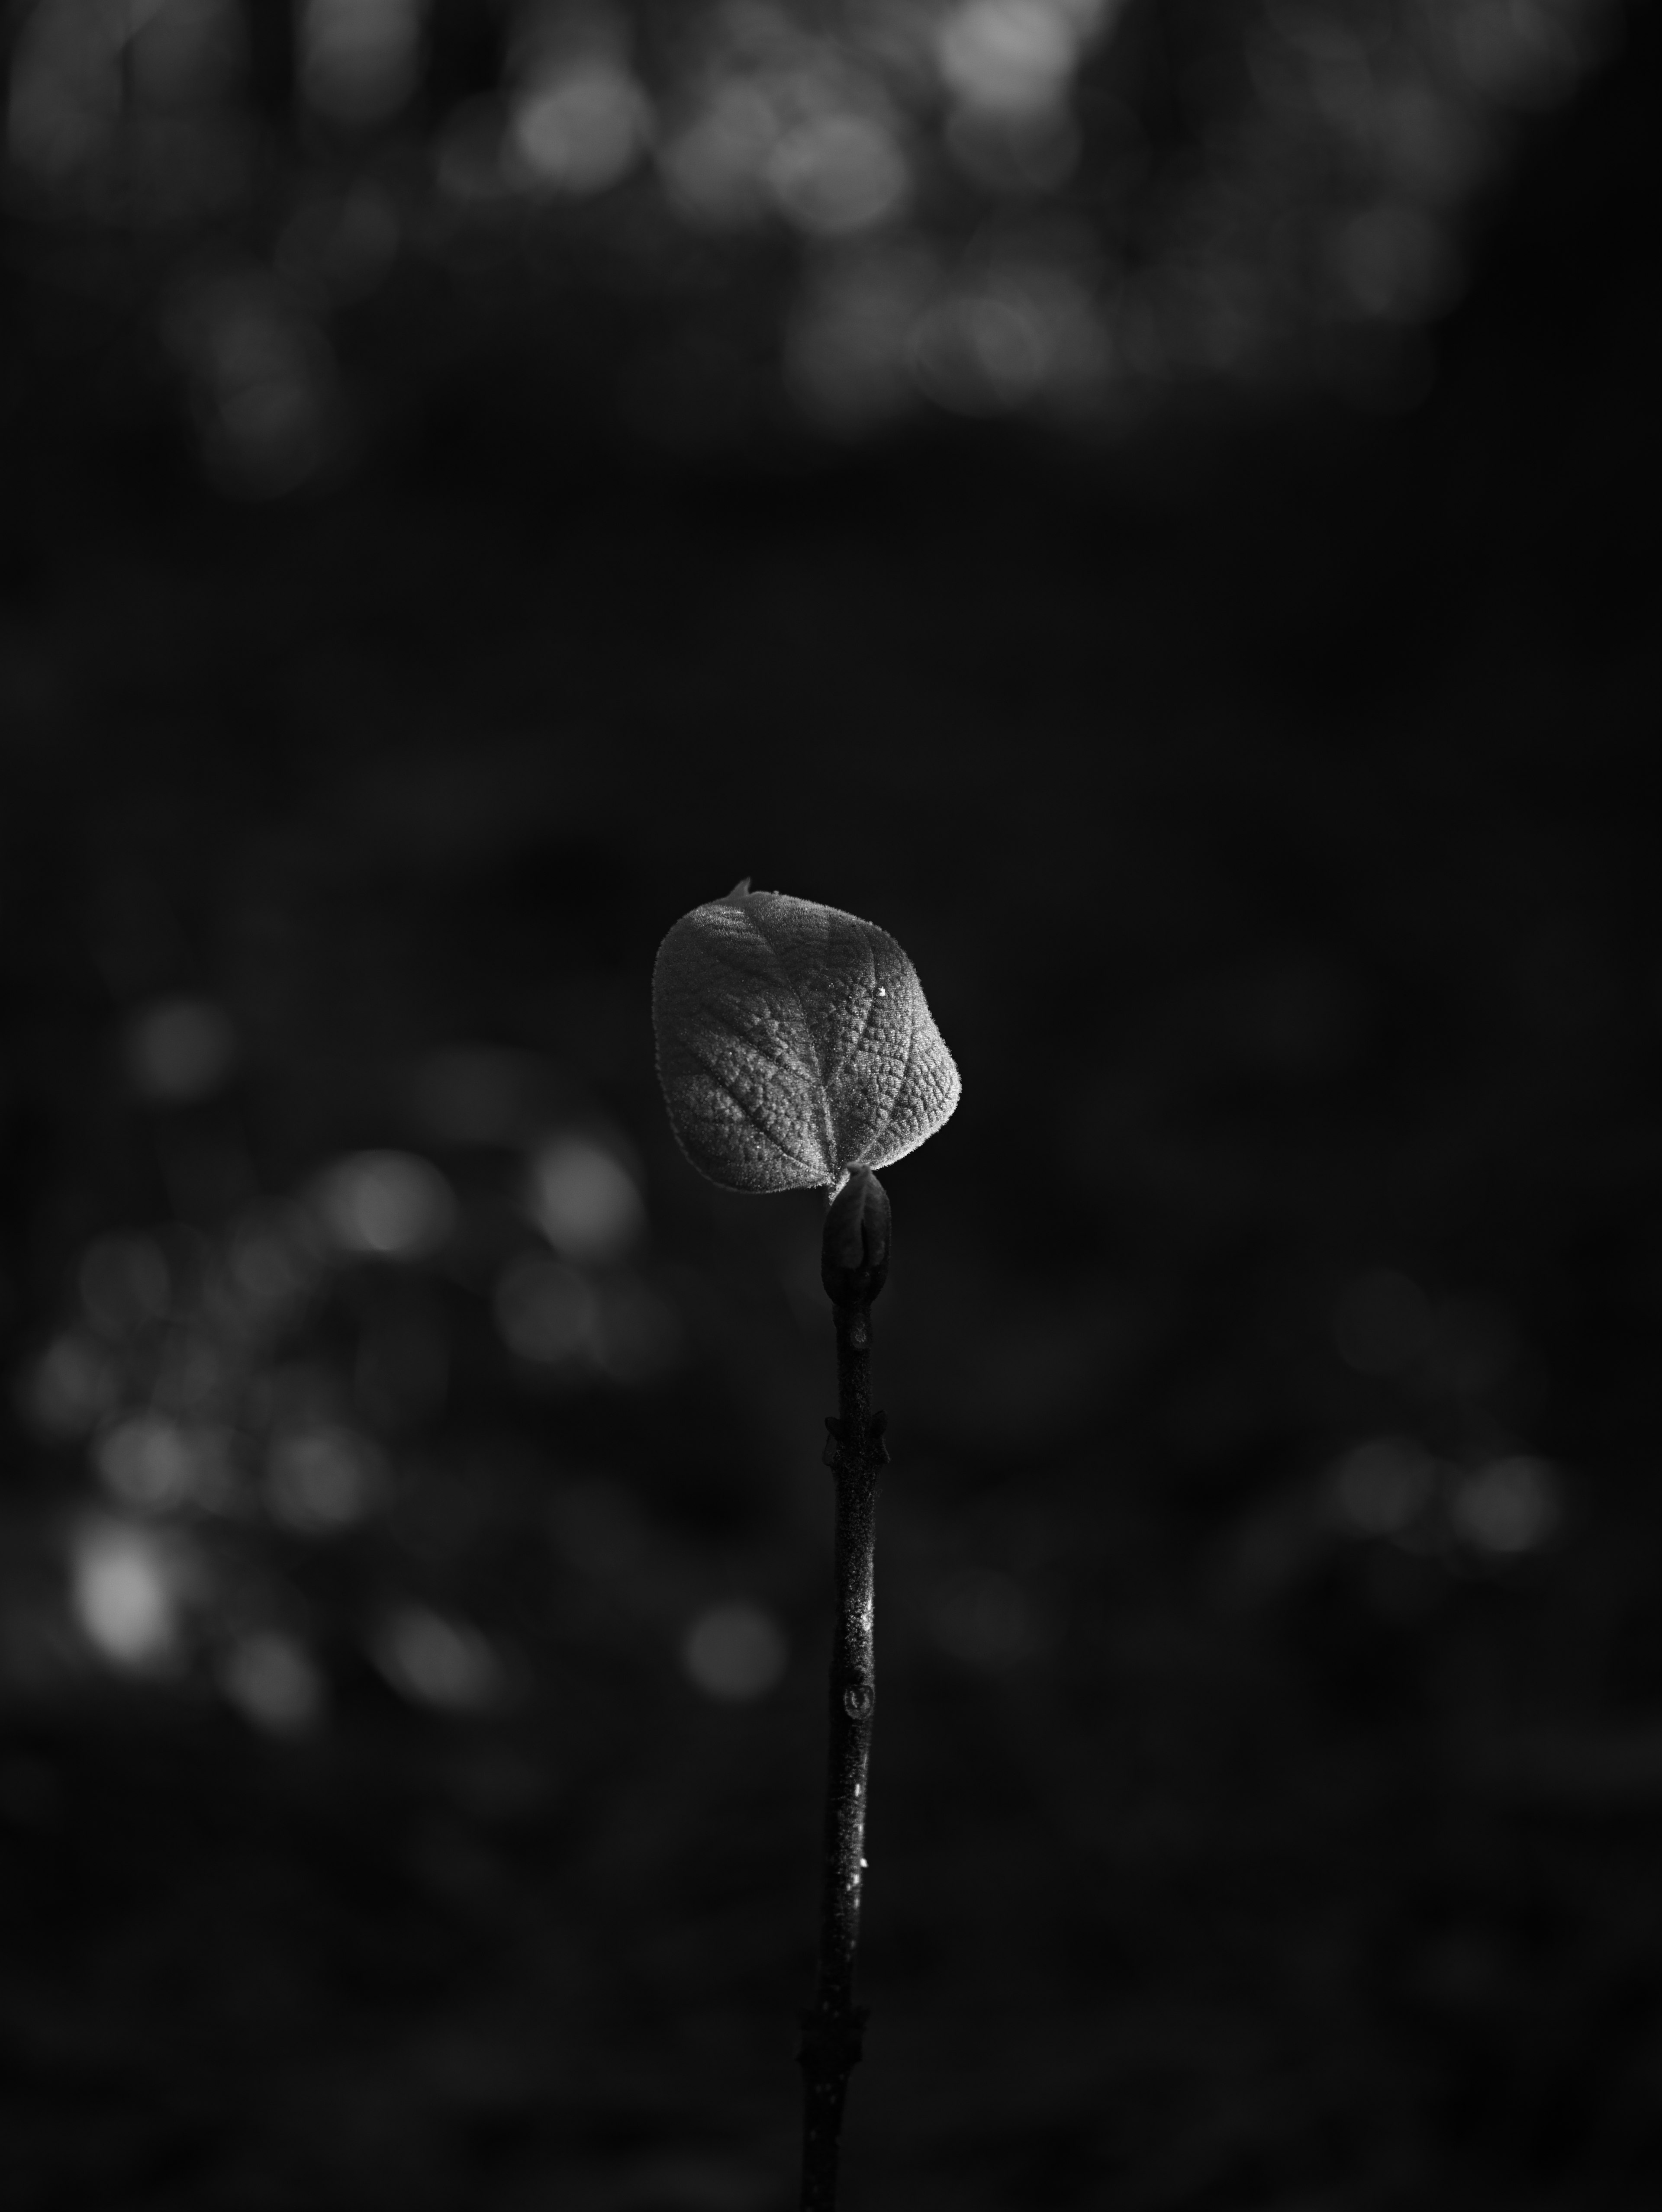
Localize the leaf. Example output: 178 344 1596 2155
652 885 961 1194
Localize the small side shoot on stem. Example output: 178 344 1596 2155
652 880 960 2206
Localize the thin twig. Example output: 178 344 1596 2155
799 1179 891 2208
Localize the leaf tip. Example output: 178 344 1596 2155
718 878 753 903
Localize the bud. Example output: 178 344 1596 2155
821 1168 892 1303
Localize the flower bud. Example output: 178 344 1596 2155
821 1168 891 1304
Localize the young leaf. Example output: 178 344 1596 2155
652 885 961 1194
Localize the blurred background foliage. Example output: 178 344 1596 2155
0 2 1658 2208
0 0 1637 484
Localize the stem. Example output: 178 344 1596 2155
799 1279 888 2207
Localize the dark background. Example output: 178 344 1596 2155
1 2 1657 2206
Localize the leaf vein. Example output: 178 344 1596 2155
681 1037 826 1175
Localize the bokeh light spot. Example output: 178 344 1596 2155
509 57 651 195
1330 1435 1437 1537
94 1412 203 1513
937 0 1084 116
17 1331 118 1440
70 1518 198 1670
911 289 1049 414
314 1151 457 1260
528 1134 644 1262
682 1602 788 1701
220 1630 325 1734
767 110 909 236
124 995 237 1103
265 1425 388 1534
371 1605 504 1712
659 83 777 229
784 244 936 429
300 0 422 129
1449 0 1603 111
161 267 339 498
6 0 125 182
1451 1455 1562 1556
